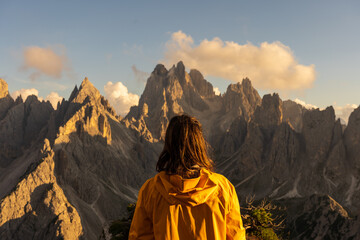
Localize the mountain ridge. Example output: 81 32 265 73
0 62 359 239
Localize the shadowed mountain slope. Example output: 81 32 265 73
0 62 360 239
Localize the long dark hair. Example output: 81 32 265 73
156 114 214 178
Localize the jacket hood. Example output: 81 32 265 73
154 169 218 206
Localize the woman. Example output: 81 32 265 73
129 114 246 239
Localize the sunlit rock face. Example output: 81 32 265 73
0 77 161 239
1 62 360 239
0 79 9 99
0 91 54 203
126 61 217 141
47 78 161 239
0 139 83 240
125 62 262 155
0 79 14 121
223 78 262 121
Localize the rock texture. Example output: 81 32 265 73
1 63 360 238
48 78 161 239
0 78 161 239
125 62 261 151
284 195 360 239
0 139 83 240
223 78 261 121
282 100 308 132
0 79 13 120
0 79 9 99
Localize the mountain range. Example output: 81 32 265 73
0 62 359 239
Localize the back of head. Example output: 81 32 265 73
156 114 214 178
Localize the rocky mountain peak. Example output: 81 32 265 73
71 77 101 104
254 93 283 130
153 64 168 76
302 106 335 163
68 85 78 102
223 78 262 120
189 69 215 98
226 78 256 94
0 79 14 121
24 95 40 106
282 100 308 132
126 61 217 140
0 78 9 98
227 82 242 92
2 62 360 239
175 61 185 78
344 106 360 170
79 77 98 95
241 77 252 88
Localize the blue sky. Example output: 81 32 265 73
1 0 359 118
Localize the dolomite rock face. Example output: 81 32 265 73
0 139 83 240
223 78 262 121
216 92 357 215
48 78 161 239
302 106 335 164
0 77 161 239
0 79 13 120
126 61 215 141
285 195 360 240
217 93 286 199
218 116 247 158
344 106 360 171
125 62 261 152
282 100 308 132
0 92 53 175
1 64 360 238
0 79 9 99
189 69 215 98
124 63 360 221
343 106 360 211
253 93 283 131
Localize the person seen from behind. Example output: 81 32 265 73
129 114 246 239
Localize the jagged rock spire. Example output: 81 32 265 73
153 64 168 75
0 78 9 98
71 77 101 104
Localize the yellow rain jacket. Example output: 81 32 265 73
129 169 246 239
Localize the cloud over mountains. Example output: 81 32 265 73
104 81 139 116
21 45 72 81
11 88 39 101
164 31 316 91
11 88 63 109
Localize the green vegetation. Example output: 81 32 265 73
108 203 136 240
241 198 287 240
108 199 286 240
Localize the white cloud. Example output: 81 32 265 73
11 88 62 109
293 99 357 124
213 87 221 96
163 31 316 91
294 98 318 109
104 81 139 116
333 104 358 124
21 45 71 81
11 88 41 101
45 92 63 109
